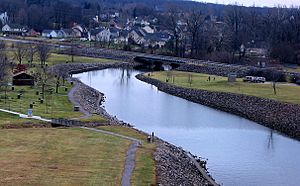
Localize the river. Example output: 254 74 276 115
74 68 300 186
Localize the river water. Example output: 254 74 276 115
74 68 300 186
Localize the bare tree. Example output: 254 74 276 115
13 43 28 64
26 43 37 67
165 5 181 56
224 4 246 63
36 44 51 67
34 67 54 99
270 69 283 95
186 10 205 57
0 43 9 102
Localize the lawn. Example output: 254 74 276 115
283 66 300 73
45 53 117 66
5 50 117 67
0 48 112 124
98 126 156 186
0 111 43 127
0 128 130 185
150 71 300 105
0 84 84 121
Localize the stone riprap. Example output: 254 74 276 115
178 63 254 78
136 74 300 141
49 62 134 125
155 140 216 186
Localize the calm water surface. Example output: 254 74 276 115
74 68 300 186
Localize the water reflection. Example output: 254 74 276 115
267 130 274 150
74 68 300 186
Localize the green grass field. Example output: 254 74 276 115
284 66 300 73
46 53 117 66
0 84 84 121
0 111 43 127
150 71 300 105
0 49 114 125
0 128 130 185
98 126 156 186
5 50 117 67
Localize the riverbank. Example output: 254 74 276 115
136 74 300 141
50 62 134 125
50 62 217 186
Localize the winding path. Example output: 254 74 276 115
67 82 92 119
80 127 141 186
68 83 141 186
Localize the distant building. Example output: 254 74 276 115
110 27 120 39
114 30 130 44
12 72 34 86
128 28 146 45
42 29 59 38
90 28 111 42
57 29 74 38
2 24 27 36
26 29 40 37
72 24 88 38
144 32 171 47
142 25 155 34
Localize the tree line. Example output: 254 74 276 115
159 4 300 64
1 0 300 64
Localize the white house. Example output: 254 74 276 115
90 28 111 42
2 24 27 36
42 30 59 38
142 25 154 34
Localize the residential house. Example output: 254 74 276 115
2 24 27 36
110 28 120 38
42 29 59 38
26 29 40 37
72 24 88 38
90 28 111 42
133 18 150 26
128 28 146 45
115 30 130 44
142 25 154 34
57 29 74 38
144 32 171 48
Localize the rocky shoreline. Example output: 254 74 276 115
50 62 134 125
136 74 300 141
50 62 217 186
177 63 251 77
155 140 217 186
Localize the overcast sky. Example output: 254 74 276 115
195 0 300 7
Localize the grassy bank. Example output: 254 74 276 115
0 49 115 125
98 126 156 185
0 128 130 185
150 71 300 105
0 112 43 127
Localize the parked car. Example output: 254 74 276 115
296 80 300 85
243 76 254 82
243 76 266 83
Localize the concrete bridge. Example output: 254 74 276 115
134 55 187 70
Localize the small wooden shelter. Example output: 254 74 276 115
12 72 34 86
